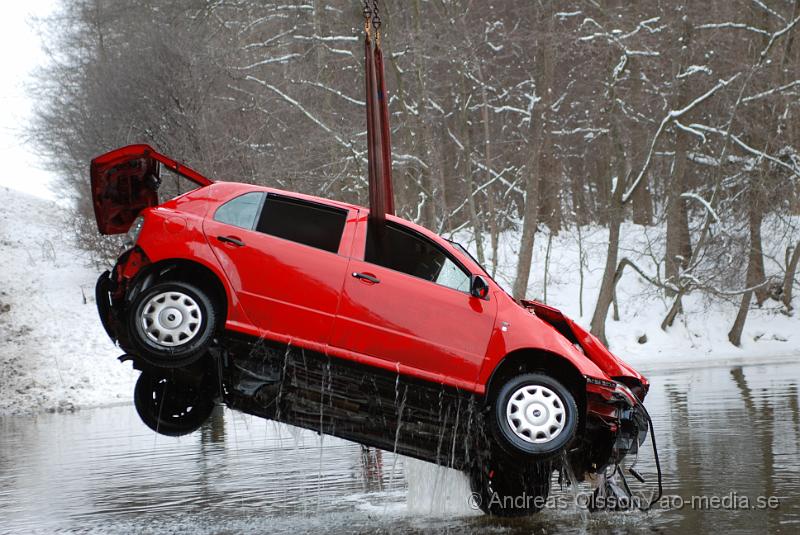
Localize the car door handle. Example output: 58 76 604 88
352 272 380 284
217 235 245 247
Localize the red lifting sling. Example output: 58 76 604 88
363 1 395 224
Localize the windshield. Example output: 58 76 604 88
446 239 510 295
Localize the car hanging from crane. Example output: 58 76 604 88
90 0 660 516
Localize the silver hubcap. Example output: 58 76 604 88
506 384 566 444
140 291 202 347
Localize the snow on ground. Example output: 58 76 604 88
1 183 798 415
0 187 134 414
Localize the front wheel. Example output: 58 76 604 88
127 281 218 367
469 462 551 516
134 372 215 436
490 373 578 459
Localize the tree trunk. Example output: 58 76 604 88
783 242 800 312
570 155 589 226
577 224 585 317
513 162 540 300
459 73 485 265
412 0 444 230
477 62 499 273
543 232 553 304
512 29 551 300
629 66 653 227
631 175 653 226
747 186 768 305
590 87 627 347
538 148 561 234
728 290 752 347
590 197 622 346
665 129 692 296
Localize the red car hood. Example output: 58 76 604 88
521 300 648 388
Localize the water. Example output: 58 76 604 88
1 361 799 533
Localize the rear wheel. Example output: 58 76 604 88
127 281 218 367
490 373 578 459
133 371 215 436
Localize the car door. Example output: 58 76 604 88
204 190 356 349
330 217 497 389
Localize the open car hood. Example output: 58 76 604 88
520 300 648 388
90 144 213 235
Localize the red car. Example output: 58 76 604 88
92 144 652 515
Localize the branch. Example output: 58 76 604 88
742 79 800 102
243 77 354 152
695 22 769 36
680 192 719 222
622 74 740 203
760 14 800 64
614 257 676 293
687 123 800 177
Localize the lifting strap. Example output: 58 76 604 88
363 1 395 223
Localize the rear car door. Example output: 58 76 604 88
204 191 356 348
330 218 497 389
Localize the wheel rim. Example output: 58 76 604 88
140 291 202 347
505 384 566 444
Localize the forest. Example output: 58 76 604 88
29 0 800 347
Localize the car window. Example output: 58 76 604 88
365 223 472 292
214 192 265 230
256 194 347 253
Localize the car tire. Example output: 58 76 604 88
127 281 218 368
133 371 215 437
469 461 551 516
489 373 578 459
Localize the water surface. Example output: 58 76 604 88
1 361 798 533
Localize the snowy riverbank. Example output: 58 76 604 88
1 186 797 414
0 187 134 414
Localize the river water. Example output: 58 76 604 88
1 360 798 534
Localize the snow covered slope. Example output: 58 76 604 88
0 187 133 414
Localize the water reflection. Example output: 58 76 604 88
0 361 798 533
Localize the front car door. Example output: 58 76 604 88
204 188 357 350
330 216 497 390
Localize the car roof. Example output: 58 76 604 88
209 181 362 213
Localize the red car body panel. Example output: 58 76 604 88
92 145 646 399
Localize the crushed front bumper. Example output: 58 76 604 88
580 379 649 474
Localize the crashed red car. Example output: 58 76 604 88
92 144 654 515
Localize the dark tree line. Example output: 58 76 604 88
29 0 800 347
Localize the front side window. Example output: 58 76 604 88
214 191 265 230
365 223 471 292
256 194 347 253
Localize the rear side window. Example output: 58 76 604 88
365 223 471 292
256 195 347 253
214 192 265 230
